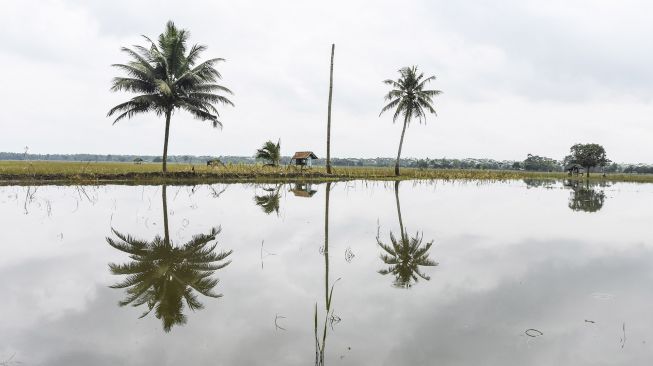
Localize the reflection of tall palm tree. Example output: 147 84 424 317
565 180 606 213
315 182 338 365
377 181 437 288
254 186 281 215
107 185 232 332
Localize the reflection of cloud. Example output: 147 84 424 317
380 240 653 365
0 255 98 325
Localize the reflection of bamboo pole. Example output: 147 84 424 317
324 182 330 307
394 181 405 240
162 185 170 245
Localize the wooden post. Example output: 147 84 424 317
326 44 335 174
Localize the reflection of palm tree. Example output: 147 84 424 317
107 185 232 332
565 180 606 213
254 186 281 215
377 181 437 288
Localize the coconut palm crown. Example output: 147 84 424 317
380 66 441 176
108 21 234 172
255 140 281 166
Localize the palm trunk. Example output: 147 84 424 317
394 180 406 240
162 185 170 246
395 115 409 176
162 110 172 173
326 44 335 174
586 166 590 178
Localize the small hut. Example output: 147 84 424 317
290 183 317 197
291 151 318 168
133 158 144 165
565 163 584 176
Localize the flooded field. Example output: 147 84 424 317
1 179 652 365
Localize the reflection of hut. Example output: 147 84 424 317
291 151 318 168
290 183 317 197
565 163 584 175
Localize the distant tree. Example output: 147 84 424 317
108 21 234 173
523 154 560 172
152 157 163 163
255 140 281 166
380 66 442 176
564 143 610 177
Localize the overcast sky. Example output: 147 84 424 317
1 0 652 162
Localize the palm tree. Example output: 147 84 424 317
377 181 437 288
107 185 232 332
108 21 234 173
380 66 441 176
255 140 281 166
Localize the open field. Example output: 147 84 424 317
1 160 652 184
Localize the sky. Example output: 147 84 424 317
1 0 652 163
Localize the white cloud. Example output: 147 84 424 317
0 0 652 162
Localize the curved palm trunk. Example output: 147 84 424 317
162 185 170 246
394 180 406 241
326 44 335 175
395 115 409 176
162 110 172 173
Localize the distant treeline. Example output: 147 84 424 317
1 152 650 173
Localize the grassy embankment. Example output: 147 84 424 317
0 160 652 184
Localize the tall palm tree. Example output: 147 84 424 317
255 140 281 166
108 21 234 173
377 181 437 288
107 185 232 332
380 66 441 176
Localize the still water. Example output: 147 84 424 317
1 180 652 365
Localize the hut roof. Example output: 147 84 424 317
292 151 318 160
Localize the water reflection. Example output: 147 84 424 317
565 180 607 213
291 183 317 198
376 181 437 288
106 185 233 332
254 185 281 215
315 182 339 365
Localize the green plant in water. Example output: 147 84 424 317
108 21 234 173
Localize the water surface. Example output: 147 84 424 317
1 180 652 365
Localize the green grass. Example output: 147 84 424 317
1 160 652 184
